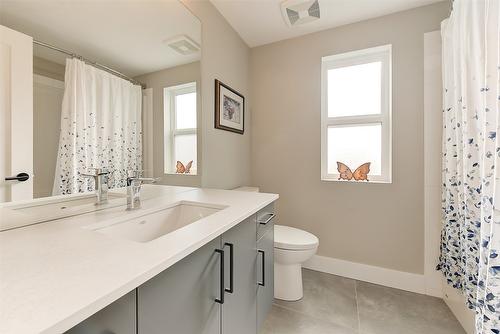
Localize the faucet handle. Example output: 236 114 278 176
93 168 110 176
79 168 111 205
81 167 110 178
144 177 160 183
127 170 157 181
127 170 142 179
126 174 158 211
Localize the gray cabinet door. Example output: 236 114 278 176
65 290 136 334
221 217 257 334
137 237 222 334
257 226 274 331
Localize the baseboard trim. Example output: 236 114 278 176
303 255 427 295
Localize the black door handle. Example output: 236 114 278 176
224 243 234 293
215 249 225 304
258 250 265 287
5 173 29 182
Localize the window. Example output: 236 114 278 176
321 45 392 183
164 82 197 175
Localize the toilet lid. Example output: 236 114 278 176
274 225 319 250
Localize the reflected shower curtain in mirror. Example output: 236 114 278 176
53 58 142 195
438 0 500 332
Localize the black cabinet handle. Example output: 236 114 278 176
215 249 224 304
5 173 29 182
257 213 275 225
224 243 234 293
258 250 265 287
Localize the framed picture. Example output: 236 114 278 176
215 79 244 134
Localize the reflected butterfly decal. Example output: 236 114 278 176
176 160 193 174
336 162 371 181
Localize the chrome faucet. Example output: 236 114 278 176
126 171 157 210
81 168 110 205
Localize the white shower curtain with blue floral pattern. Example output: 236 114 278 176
438 0 500 332
53 58 142 195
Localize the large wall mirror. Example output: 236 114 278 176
0 0 201 202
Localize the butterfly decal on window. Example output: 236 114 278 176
176 160 193 174
336 162 371 181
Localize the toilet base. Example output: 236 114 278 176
274 262 303 301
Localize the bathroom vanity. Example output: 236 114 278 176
0 185 278 334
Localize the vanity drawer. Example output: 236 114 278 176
256 203 275 241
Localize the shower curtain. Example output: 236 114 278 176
53 58 142 195
438 0 500 332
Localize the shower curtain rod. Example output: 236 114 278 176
33 40 146 88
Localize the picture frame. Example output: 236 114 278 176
215 79 245 134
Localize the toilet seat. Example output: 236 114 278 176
274 225 319 251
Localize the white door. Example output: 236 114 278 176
0 25 33 202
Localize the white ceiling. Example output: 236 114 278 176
0 0 201 77
210 0 446 47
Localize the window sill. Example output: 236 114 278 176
164 172 198 176
321 177 392 184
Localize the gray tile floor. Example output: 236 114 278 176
261 269 465 334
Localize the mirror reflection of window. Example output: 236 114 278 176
164 82 197 175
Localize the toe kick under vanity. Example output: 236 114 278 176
0 186 278 334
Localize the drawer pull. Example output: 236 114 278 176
224 243 234 293
257 213 275 225
258 250 265 287
215 249 224 304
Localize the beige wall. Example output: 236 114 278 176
33 57 65 198
33 75 64 198
183 0 251 189
138 0 254 189
33 56 65 81
250 2 450 274
135 62 202 187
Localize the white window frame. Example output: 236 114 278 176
321 44 392 183
164 82 197 175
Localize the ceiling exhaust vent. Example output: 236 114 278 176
281 0 320 27
164 35 200 56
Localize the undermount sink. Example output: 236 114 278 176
90 202 224 243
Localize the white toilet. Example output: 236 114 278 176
274 225 319 301
232 186 319 301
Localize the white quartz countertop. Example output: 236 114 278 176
0 185 278 334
